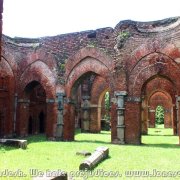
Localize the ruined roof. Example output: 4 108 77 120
3 17 180 46
115 16 180 33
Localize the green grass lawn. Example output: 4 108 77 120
0 126 179 180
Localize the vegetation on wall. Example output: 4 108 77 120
116 30 131 49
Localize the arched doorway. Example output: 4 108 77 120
24 81 47 135
148 91 173 129
71 72 96 133
0 57 15 137
155 105 165 125
64 48 114 141
98 90 111 131
140 76 177 145
66 72 111 142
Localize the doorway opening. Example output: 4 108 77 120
155 105 164 126
70 72 111 143
25 81 46 135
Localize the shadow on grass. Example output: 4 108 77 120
0 144 17 151
25 134 47 143
91 155 112 170
75 129 111 135
99 131 111 135
141 143 180 149
153 127 172 130
80 155 112 171
144 134 175 137
75 139 111 145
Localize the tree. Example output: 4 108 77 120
155 105 164 125
105 92 110 111
104 91 110 121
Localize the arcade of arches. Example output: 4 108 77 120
1 16 180 144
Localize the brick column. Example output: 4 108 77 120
175 95 180 135
13 93 18 136
46 98 57 140
141 96 148 135
63 98 75 141
164 108 172 128
55 93 65 140
148 109 156 128
17 99 30 136
90 104 101 133
125 96 141 144
114 91 127 144
81 96 90 132
0 0 3 58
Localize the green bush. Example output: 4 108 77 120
155 105 164 124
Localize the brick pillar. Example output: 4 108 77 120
141 97 148 135
164 108 172 128
17 99 30 136
5 90 14 137
81 96 90 132
13 93 18 136
177 97 180 143
125 96 141 144
55 93 65 140
111 101 117 143
63 98 75 141
114 91 127 144
46 98 57 140
0 0 3 58
148 109 155 128
90 105 101 133
176 96 180 136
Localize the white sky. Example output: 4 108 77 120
3 0 180 38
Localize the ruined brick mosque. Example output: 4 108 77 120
0 2 180 144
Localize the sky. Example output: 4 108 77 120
3 0 180 38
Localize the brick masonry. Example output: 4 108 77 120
1 15 180 144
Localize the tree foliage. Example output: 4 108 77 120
155 105 164 125
105 91 110 110
104 91 110 121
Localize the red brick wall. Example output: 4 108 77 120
2 16 180 144
125 101 141 144
90 76 109 132
0 0 3 57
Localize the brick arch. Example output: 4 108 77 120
148 89 173 104
128 41 180 73
129 53 180 96
141 76 177 135
65 47 114 96
17 61 57 138
0 56 15 137
19 60 56 98
148 91 173 128
90 76 110 132
0 56 14 76
2 47 18 76
0 56 15 99
144 77 176 102
65 47 114 78
91 76 109 104
20 49 57 73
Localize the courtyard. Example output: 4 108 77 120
0 126 179 179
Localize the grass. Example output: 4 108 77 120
0 126 179 180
